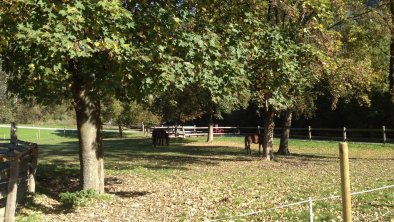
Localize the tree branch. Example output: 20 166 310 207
327 2 389 30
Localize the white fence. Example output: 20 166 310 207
147 125 393 143
208 184 394 222
0 124 392 143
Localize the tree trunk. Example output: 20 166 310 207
74 94 104 193
118 122 123 138
390 0 394 127
262 107 275 160
278 110 292 155
207 114 214 143
71 61 104 193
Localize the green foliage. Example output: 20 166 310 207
239 0 381 118
102 98 160 126
0 1 251 125
0 1 140 104
247 24 322 111
123 101 161 126
16 213 40 222
59 189 107 208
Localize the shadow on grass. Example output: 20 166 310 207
278 153 337 160
51 129 125 139
107 191 152 198
31 136 253 211
38 137 253 169
17 162 82 215
105 176 152 198
32 135 382 216
36 162 81 200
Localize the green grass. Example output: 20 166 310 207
3 127 393 221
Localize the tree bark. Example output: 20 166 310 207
262 107 275 160
207 114 214 143
278 110 292 155
74 93 104 193
71 60 104 193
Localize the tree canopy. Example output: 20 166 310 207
0 0 389 193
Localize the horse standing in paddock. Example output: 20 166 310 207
152 129 169 147
244 133 262 155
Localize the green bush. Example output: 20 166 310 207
59 189 97 208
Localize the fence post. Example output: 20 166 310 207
258 125 260 134
308 126 312 141
10 122 17 145
308 197 314 222
182 126 185 138
237 125 240 135
63 127 66 136
4 157 19 222
339 142 352 222
141 122 145 135
28 144 38 193
10 122 17 154
343 127 347 142
382 126 386 144
194 125 196 133
175 125 178 138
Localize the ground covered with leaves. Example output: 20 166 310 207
15 132 394 221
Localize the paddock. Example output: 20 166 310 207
0 127 392 221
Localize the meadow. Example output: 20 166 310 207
0 126 393 221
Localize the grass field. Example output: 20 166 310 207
0 126 393 221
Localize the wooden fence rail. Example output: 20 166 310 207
0 123 38 222
146 125 393 143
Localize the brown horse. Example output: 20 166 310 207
152 129 169 147
244 133 263 155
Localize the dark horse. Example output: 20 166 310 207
152 129 169 147
244 133 263 155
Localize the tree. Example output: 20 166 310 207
102 98 161 137
0 65 14 123
0 1 143 193
1 1 252 191
240 0 380 159
101 98 125 137
278 0 388 155
141 1 251 143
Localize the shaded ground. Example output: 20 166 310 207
16 135 394 221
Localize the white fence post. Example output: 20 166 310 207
308 126 312 141
343 127 347 142
309 197 314 222
382 125 386 144
175 125 178 138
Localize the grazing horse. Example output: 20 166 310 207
152 129 169 147
244 133 263 155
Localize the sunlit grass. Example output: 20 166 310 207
3 126 392 221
